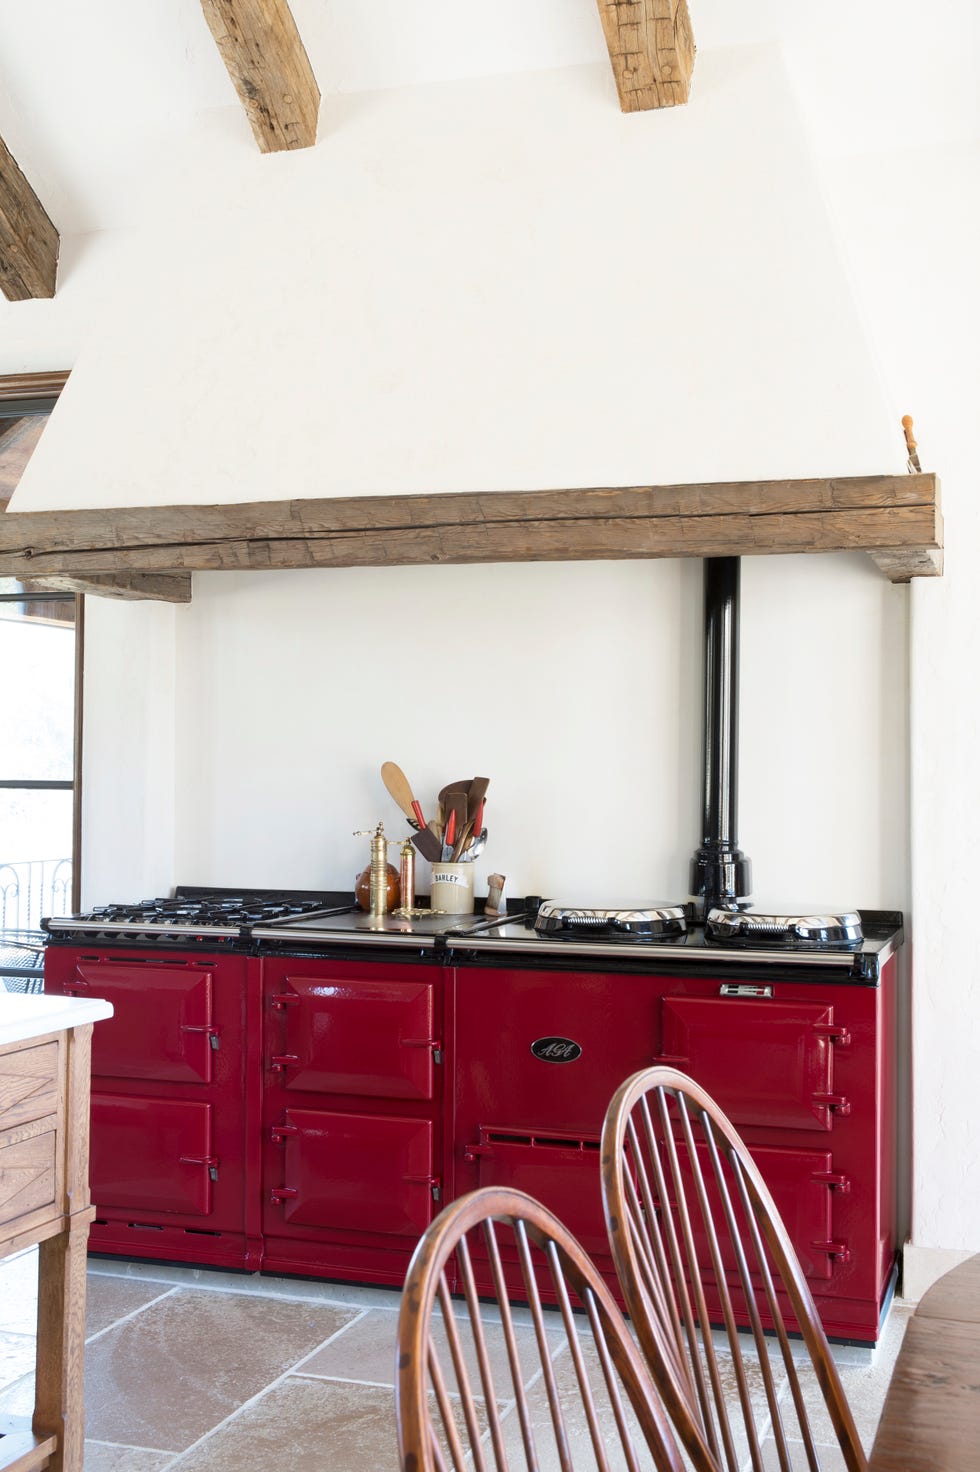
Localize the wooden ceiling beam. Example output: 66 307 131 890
0 474 942 599
199 0 320 152
596 0 696 111
0 134 59 300
0 370 174 600
21 573 193 603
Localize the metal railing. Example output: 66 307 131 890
0 857 73 931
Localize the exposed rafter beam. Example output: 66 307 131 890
0 134 59 300
0 369 183 600
23 573 193 603
199 0 320 152
595 0 696 111
0 474 943 603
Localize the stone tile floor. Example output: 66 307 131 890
0 1249 910 1470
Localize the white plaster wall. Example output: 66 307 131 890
167 549 906 913
13 49 900 508
818 141 980 1260
80 597 177 905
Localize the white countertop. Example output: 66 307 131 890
0 993 114 1047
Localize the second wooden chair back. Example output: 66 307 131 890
601 1067 868 1472
395 1184 693 1472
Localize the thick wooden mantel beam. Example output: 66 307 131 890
0 474 942 601
0 135 59 300
199 0 320 152
595 0 696 111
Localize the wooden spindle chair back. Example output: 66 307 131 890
395 1185 696 1472
601 1067 868 1472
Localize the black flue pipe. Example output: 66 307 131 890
689 556 751 915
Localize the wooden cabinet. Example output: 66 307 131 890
0 995 112 1472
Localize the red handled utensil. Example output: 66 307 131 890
451 819 474 862
381 762 426 828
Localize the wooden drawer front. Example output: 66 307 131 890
0 1041 59 1133
0 1119 58 1231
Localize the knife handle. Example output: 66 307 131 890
451 820 473 862
411 800 426 828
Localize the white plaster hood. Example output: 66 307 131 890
10 43 910 526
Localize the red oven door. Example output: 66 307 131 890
268 1107 436 1239
51 954 219 1084
90 1094 215 1217
656 995 849 1132
665 1139 841 1284
267 963 439 1101
462 1126 609 1257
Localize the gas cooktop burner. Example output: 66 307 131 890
85 897 331 927
534 903 691 943
705 907 864 949
43 890 350 942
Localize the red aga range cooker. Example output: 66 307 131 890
43 890 903 1342
42 558 906 1342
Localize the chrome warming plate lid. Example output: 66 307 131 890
534 903 691 943
706 907 864 949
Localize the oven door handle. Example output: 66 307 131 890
180 1153 220 1181
180 1023 221 1051
270 1053 300 1072
402 1036 443 1065
811 1091 851 1116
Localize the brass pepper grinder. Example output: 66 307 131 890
393 837 430 919
399 839 415 911
353 821 400 916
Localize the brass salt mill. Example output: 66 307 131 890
353 821 399 916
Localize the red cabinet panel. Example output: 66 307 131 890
260 957 446 1283
269 1108 436 1238
451 967 659 1138
60 958 217 1084
657 996 848 1132
670 1139 839 1282
268 966 438 1100
91 1094 213 1217
451 960 896 1342
464 1127 608 1256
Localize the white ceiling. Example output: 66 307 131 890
0 0 977 235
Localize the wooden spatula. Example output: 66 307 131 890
467 777 489 823
381 762 426 828
438 779 471 811
411 826 443 862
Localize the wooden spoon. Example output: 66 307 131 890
467 777 490 823
438 779 471 811
381 762 426 828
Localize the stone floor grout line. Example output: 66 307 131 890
154 1304 380 1471
83 1286 181 1344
